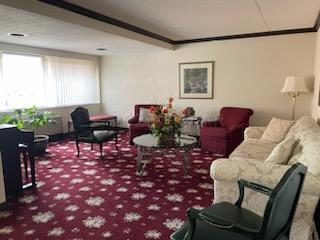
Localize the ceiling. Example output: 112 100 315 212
66 0 320 41
0 4 165 55
0 0 319 55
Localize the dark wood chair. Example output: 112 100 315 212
71 107 118 159
19 143 28 179
171 163 307 240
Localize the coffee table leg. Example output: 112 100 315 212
136 146 144 174
183 147 191 175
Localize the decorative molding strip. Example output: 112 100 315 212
174 28 316 44
38 0 320 45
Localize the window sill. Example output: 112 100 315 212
0 102 101 114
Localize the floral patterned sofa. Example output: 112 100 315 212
210 116 320 240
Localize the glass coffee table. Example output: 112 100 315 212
133 134 197 175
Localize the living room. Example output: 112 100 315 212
0 0 319 239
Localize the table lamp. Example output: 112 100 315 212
281 76 309 120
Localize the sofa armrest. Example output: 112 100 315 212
128 116 138 124
244 127 266 140
203 120 219 127
210 158 320 196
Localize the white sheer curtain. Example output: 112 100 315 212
0 53 100 110
0 53 45 110
43 56 100 107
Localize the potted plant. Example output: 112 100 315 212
0 106 56 155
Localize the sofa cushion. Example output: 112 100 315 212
229 139 277 161
261 118 295 143
200 127 229 139
287 128 320 176
286 116 319 140
264 138 295 164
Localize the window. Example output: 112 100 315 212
0 52 100 111
0 53 44 110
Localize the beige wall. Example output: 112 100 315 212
0 42 102 133
311 29 320 120
100 33 316 127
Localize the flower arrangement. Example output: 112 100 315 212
149 98 185 144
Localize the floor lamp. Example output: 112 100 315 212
281 76 309 120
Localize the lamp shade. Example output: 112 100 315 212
281 76 309 93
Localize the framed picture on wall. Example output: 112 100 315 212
318 87 320 106
179 61 214 99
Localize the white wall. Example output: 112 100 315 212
0 42 102 133
311 29 320 120
100 33 316 127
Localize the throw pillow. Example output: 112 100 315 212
264 138 296 164
138 108 153 122
261 118 295 143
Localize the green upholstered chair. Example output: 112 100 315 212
171 163 307 240
71 107 118 159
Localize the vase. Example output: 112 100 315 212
157 134 176 146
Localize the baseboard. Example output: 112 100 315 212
48 127 129 142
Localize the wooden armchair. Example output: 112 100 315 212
71 107 118 159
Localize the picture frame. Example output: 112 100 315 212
318 86 320 106
179 61 214 99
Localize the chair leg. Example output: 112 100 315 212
99 143 103 160
91 143 93 150
185 208 199 240
115 135 118 151
76 140 80 157
22 148 28 179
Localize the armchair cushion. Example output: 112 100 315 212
228 124 247 134
128 116 138 124
201 127 229 139
129 122 150 131
203 120 220 127
79 130 117 142
199 202 262 233
138 108 153 122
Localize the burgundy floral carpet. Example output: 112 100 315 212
0 132 215 240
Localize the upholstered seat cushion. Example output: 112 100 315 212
229 139 277 161
171 202 262 240
201 127 229 139
79 130 117 142
200 202 262 232
129 122 151 131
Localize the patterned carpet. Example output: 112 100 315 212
0 132 215 240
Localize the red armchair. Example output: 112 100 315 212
128 104 160 145
200 107 254 157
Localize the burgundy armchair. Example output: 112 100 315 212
200 107 254 157
128 104 160 145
